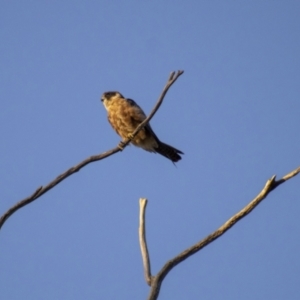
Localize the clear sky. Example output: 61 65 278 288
1 1 300 299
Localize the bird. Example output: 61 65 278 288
101 91 183 163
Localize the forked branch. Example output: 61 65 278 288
0 71 184 230
138 166 300 300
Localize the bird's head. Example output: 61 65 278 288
101 91 124 110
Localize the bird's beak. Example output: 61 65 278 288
101 97 104 102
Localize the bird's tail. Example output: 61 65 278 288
156 142 184 163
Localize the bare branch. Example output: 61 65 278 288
146 166 300 300
139 199 152 285
0 148 120 230
139 198 152 286
0 71 184 231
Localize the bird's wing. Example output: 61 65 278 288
126 99 160 142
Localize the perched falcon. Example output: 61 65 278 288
101 91 183 162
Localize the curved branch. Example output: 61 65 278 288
139 198 152 286
0 71 184 230
146 166 300 300
0 149 119 230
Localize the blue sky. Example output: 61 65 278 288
1 1 300 299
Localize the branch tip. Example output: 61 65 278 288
139 198 148 207
169 71 175 80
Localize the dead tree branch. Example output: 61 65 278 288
139 166 300 300
139 198 152 285
0 71 184 230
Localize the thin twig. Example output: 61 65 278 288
0 149 119 229
139 198 152 285
146 166 300 300
0 71 184 230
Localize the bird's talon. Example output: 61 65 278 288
118 141 125 151
127 133 134 140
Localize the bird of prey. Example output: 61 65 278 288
101 91 183 162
